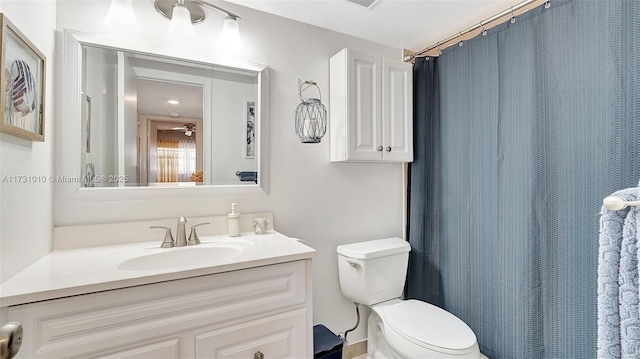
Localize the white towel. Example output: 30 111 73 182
598 186 640 358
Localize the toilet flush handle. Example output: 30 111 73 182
347 260 360 268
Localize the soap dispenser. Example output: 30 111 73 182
228 203 240 237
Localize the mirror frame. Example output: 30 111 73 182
58 30 269 202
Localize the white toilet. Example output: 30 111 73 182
337 237 481 359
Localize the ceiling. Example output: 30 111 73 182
225 0 523 52
137 79 203 119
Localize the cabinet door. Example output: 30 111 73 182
195 309 308 359
382 58 413 162
348 51 383 161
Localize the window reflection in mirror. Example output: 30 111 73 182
80 45 258 187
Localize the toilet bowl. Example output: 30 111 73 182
337 238 481 359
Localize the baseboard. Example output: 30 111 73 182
342 339 367 359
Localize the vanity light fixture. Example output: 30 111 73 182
167 98 180 105
295 80 327 143
154 0 243 52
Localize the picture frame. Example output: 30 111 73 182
0 13 46 141
245 100 255 159
82 94 91 153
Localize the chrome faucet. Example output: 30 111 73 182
176 216 188 247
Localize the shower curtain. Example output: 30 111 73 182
407 1 640 358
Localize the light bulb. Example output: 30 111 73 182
218 17 243 53
167 4 196 45
104 0 139 33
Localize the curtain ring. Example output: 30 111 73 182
510 7 516 23
480 23 488 36
458 32 464 46
544 0 551 9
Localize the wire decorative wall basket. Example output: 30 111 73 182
295 80 327 143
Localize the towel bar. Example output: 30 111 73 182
603 195 640 211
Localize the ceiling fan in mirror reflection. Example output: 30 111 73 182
170 123 196 137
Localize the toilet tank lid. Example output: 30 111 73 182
337 237 410 260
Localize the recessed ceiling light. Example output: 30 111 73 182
167 98 180 105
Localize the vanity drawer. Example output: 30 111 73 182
195 308 308 358
95 339 180 359
8 261 306 358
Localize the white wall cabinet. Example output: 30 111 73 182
330 48 413 162
6 261 312 359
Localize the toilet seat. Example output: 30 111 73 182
373 299 478 355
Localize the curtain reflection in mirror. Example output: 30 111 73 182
156 138 197 183
157 139 179 182
178 140 197 182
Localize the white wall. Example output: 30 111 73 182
0 1 55 282
52 0 405 341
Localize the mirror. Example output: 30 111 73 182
59 30 269 202
81 44 258 187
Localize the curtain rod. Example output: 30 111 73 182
404 0 549 62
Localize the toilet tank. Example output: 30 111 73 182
337 238 411 306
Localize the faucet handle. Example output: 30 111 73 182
150 226 175 248
187 222 210 246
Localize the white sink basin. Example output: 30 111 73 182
97 240 250 271
118 246 242 271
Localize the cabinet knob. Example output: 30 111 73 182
254 351 264 359
386 146 392 152
377 146 383 152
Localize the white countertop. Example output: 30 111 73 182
0 231 316 307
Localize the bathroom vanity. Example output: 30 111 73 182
0 215 316 358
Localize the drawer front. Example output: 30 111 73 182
95 339 180 359
195 309 308 359
9 261 306 358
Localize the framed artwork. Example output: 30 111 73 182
0 13 46 141
83 94 91 153
245 100 255 159
82 94 95 187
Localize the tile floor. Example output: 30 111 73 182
342 339 367 359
